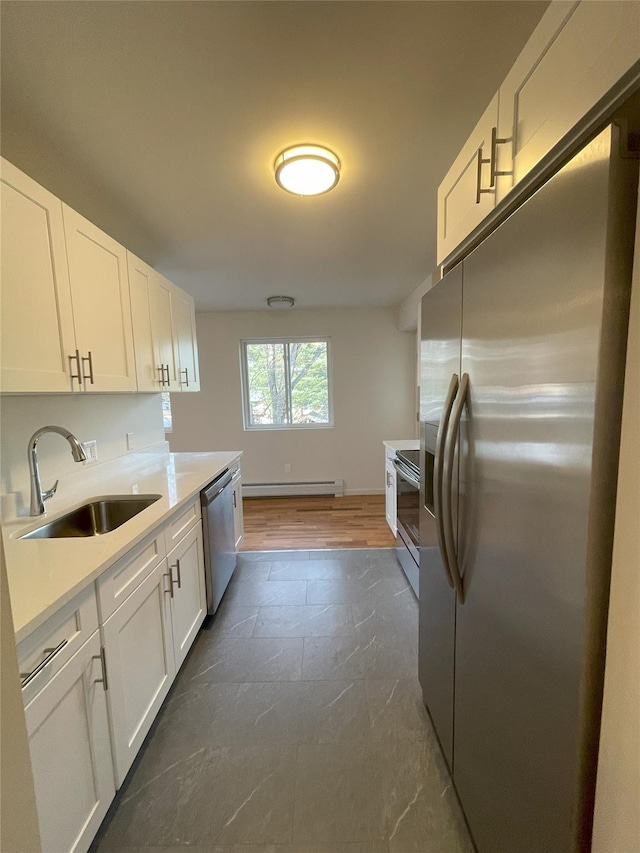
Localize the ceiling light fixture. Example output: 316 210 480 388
267 295 295 309
274 144 340 196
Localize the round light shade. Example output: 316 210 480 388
274 145 340 196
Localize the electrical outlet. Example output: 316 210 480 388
284 463 291 473
126 432 135 451
83 440 98 464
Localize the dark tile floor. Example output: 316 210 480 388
91 549 473 853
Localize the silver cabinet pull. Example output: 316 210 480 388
163 569 174 598
92 646 108 691
233 489 237 508
69 349 83 389
170 559 182 590
434 374 459 590
157 365 166 386
82 351 95 385
488 126 512 187
442 372 469 601
180 367 189 387
475 145 493 204
164 364 171 387
20 639 68 688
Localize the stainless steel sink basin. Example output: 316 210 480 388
20 495 162 539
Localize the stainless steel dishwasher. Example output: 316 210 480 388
200 469 237 614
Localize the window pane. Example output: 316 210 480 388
161 392 172 431
289 341 330 424
245 342 289 425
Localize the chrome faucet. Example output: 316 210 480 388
28 426 87 516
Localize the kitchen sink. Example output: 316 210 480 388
20 495 162 539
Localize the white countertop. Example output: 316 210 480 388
383 439 420 452
3 448 241 642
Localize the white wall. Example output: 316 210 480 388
169 307 416 493
592 186 640 852
0 394 165 517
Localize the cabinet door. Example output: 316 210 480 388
0 159 77 392
101 564 175 786
127 252 160 392
24 631 114 853
173 286 201 392
437 94 499 264
497 0 640 203
385 459 397 536
168 522 206 671
151 274 177 391
232 472 244 549
63 205 137 392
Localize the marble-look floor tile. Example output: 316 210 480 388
147 680 370 750
302 634 417 681
204 604 260 638
96 745 296 847
181 637 304 683
253 605 354 638
225 579 308 606
306 576 409 606
351 594 418 642
268 559 345 581
364 678 430 741
241 549 310 561
233 561 274 581
293 739 471 850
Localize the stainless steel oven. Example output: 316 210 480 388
393 449 420 596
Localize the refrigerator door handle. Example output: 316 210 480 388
433 373 459 589
443 371 469 601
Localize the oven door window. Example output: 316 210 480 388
396 467 420 548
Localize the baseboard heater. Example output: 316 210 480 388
243 480 344 498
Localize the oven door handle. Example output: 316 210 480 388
392 458 420 489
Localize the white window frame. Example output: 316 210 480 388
240 336 334 431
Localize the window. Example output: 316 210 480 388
161 391 173 432
240 338 332 429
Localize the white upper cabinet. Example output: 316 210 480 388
0 159 77 392
63 205 137 392
437 0 640 264
128 252 160 392
496 0 640 204
172 286 200 392
151 274 178 392
437 95 499 265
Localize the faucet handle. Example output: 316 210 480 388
43 480 59 502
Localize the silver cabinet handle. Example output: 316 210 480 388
442 372 469 601
157 365 166 386
163 569 174 598
82 351 95 385
69 349 83 389
164 364 171 387
475 145 492 204
92 646 108 691
233 489 237 508
20 639 68 688
488 126 512 187
170 559 181 590
180 367 189 387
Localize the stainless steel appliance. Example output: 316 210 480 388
200 469 237 614
418 125 637 853
393 448 420 596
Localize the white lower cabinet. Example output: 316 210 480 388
167 522 207 671
232 467 244 549
24 631 115 853
101 564 176 786
384 449 397 536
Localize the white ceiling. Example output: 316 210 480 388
1 1 548 312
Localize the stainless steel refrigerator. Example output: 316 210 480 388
418 124 638 853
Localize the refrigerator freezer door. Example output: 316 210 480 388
454 127 635 852
418 264 462 768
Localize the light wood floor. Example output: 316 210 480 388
240 494 396 551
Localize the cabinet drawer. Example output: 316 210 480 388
96 528 166 621
17 584 98 704
164 497 201 553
